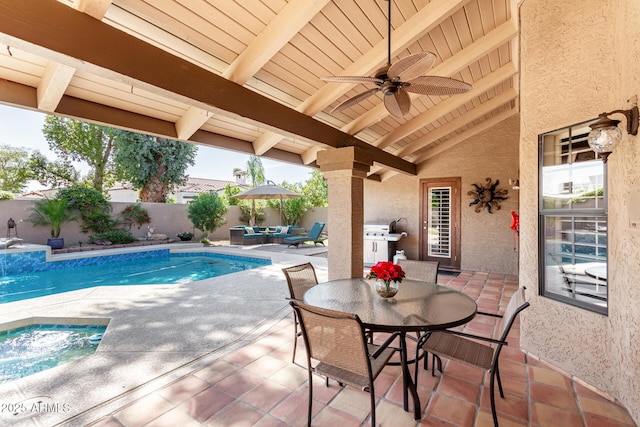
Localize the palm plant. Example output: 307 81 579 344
29 197 79 238
245 155 265 226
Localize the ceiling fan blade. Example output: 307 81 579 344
331 88 380 113
403 76 472 96
387 52 437 82
384 87 411 118
321 76 384 85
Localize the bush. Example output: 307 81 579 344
57 185 112 233
90 229 136 244
0 191 14 201
120 203 151 229
187 192 228 236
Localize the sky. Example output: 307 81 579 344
0 104 313 190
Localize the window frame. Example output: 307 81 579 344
538 119 608 315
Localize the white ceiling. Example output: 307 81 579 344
0 0 519 180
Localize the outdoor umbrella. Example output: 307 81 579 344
233 181 301 225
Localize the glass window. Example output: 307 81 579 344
539 121 607 315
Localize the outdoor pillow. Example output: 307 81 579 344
280 226 289 234
244 227 255 234
275 226 282 233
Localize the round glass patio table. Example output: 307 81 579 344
303 277 477 420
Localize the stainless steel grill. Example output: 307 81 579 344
364 221 407 266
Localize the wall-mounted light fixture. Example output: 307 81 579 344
588 99 638 163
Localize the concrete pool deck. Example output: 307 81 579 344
0 243 327 426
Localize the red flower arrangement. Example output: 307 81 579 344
367 261 405 284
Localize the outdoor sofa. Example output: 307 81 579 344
229 225 300 245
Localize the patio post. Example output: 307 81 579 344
317 147 373 280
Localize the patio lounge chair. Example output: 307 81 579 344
290 301 395 427
416 287 529 427
283 222 325 248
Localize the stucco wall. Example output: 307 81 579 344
519 0 640 422
1 200 327 244
365 114 520 275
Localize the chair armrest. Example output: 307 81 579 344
477 311 503 318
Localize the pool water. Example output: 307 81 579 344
0 324 106 383
0 252 269 304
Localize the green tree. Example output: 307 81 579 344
245 155 265 226
42 115 121 192
223 183 242 205
187 192 228 237
28 151 80 189
0 144 32 193
302 169 328 207
266 182 309 225
114 133 197 203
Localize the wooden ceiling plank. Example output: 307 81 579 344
105 5 231 72
223 0 330 84
396 87 517 157
175 106 213 140
37 61 75 112
0 0 415 175
300 145 322 165
297 0 471 116
73 0 112 20
375 62 516 149
341 20 517 135
415 107 517 163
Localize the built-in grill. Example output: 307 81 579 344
364 220 407 266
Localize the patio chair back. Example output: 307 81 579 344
307 222 325 239
282 263 318 362
398 259 439 283
291 301 394 426
282 262 318 300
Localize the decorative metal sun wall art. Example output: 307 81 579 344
468 178 509 213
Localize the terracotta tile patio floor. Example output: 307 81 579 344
88 271 636 427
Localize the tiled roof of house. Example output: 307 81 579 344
176 177 248 193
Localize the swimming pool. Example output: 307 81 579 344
0 324 107 383
0 251 270 304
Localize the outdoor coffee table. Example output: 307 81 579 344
304 277 477 420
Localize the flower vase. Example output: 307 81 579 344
375 279 399 298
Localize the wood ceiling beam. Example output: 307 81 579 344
375 63 517 149
297 0 471 116
37 61 75 112
342 20 519 135
223 0 330 84
73 0 111 20
176 106 213 140
0 77 307 167
254 132 286 156
396 88 518 158
0 0 415 175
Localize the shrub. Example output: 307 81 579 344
0 191 14 201
90 229 136 244
187 192 228 236
120 203 151 229
57 185 112 233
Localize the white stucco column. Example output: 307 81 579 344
317 147 373 280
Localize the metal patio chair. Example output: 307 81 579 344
282 262 318 362
549 253 606 301
416 287 529 427
290 301 395 427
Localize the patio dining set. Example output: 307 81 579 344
281 261 529 427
